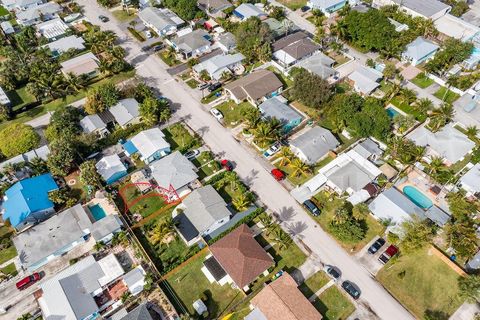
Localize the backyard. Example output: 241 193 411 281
434 87 460 104
411 73 434 89
162 123 202 153
215 100 255 127
266 66 293 88
158 50 180 67
119 183 170 218
312 286 356 320
390 96 427 122
376 247 464 318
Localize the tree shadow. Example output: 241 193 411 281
424 309 450 320
243 168 259 186
278 206 296 222
286 221 308 238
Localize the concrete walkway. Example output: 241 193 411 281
308 279 335 302
290 254 323 284
450 302 480 320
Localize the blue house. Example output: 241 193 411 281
2 173 58 230
307 0 349 16
96 154 128 185
258 97 303 133
402 37 439 66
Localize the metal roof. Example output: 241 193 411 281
149 151 198 190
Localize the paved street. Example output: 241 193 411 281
63 2 415 319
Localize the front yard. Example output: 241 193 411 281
298 271 330 298
434 87 460 104
312 286 356 320
162 123 202 153
215 100 255 127
275 0 307 10
191 151 221 179
376 247 464 318
275 155 334 187
411 73 434 89
0 225 17 265
111 9 136 22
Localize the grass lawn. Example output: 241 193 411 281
112 9 136 22
290 100 320 120
201 89 221 104
186 78 199 89
192 151 221 179
312 286 356 320
298 271 330 298
65 171 87 201
312 193 385 252
434 87 460 104
328 52 350 66
165 251 244 318
0 6 9 16
267 66 293 88
9 86 36 112
215 100 255 127
377 247 464 318
275 0 306 10
0 245 17 265
390 96 427 122
162 123 202 152
276 156 333 187
411 73 434 89
120 184 168 218
0 262 17 277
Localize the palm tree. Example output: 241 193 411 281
148 218 177 246
419 18 438 39
400 88 417 105
271 227 293 251
232 193 251 211
258 213 275 234
242 107 261 130
278 146 293 167
332 205 350 225
386 81 402 101
426 156 445 175
290 158 311 177
64 73 89 94
252 121 276 147
414 98 433 115
94 242 105 252
466 125 479 140
223 171 238 192
429 103 454 132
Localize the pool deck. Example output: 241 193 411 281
87 197 119 217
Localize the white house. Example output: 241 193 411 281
109 98 141 128
290 126 340 165
138 7 184 36
126 128 171 164
459 163 480 196
402 37 439 66
373 0 450 20
348 66 383 96
60 52 100 77
193 53 244 80
35 18 69 40
16 2 62 26
307 0 350 17
169 29 212 59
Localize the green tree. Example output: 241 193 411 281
414 98 433 115
278 146 294 167
29 157 48 176
383 63 397 80
84 82 120 114
0 123 40 158
458 275 480 303
349 98 391 139
47 138 77 176
291 68 332 109
139 96 171 126
290 158 311 178
235 17 272 62
429 103 454 132
446 218 478 259
352 203 370 220
79 160 103 190
232 193 252 211
446 191 477 220
45 106 81 142
48 188 78 207
466 125 478 140
271 227 293 251
399 218 435 253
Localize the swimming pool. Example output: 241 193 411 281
386 107 400 119
403 186 433 209
89 204 107 221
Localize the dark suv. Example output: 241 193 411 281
303 200 320 216
342 280 360 300
367 237 386 254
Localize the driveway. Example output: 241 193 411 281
62 2 415 319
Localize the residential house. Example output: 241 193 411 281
247 273 323 320
406 124 475 165
138 7 184 36
202 224 273 291
352 138 384 163
263 17 299 40
348 66 383 96
35 18 69 40
0 145 50 172
13 204 123 271
459 163 480 196
307 0 348 17
149 151 198 196
0 86 10 106
2 173 58 230
434 14 480 42
112 303 160 320
1 21 15 35
402 37 439 66
2 0 43 11
193 53 244 81
216 32 236 53
173 185 231 246
197 0 232 18
296 51 337 80
109 98 141 128
16 2 62 26
233 3 267 20
96 154 128 185
290 126 340 164
369 187 450 230
80 114 109 136
224 69 283 105
258 96 303 133
37 254 146 320
60 52 100 77
44 35 85 57
272 32 320 70
125 128 171 164
169 29 212 59
373 0 450 20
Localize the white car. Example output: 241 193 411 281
145 30 152 38
210 108 223 121
263 142 281 158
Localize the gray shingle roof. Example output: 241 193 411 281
460 163 480 193
290 126 339 164
296 52 336 79
390 0 450 18
149 151 198 190
118 303 155 320
403 37 439 61
110 98 140 126
80 114 107 133
193 53 244 80
171 29 211 53
91 214 123 241
258 97 303 124
224 69 283 101
327 160 377 192
44 35 86 54
138 7 184 33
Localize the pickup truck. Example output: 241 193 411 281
378 245 398 264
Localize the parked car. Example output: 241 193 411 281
301 5 310 12
263 142 281 158
208 82 222 92
199 83 210 90
221 159 233 171
271 168 285 181
145 30 152 38
341 280 360 300
367 237 386 254
152 44 164 52
303 199 320 216
185 149 200 160
16 273 41 290
98 15 109 22
378 245 398 264
323 265 341 281
210 108 223 120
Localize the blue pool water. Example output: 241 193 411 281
89 204 107 221
403 186 433 209
386 107 400 119
472 47 480 57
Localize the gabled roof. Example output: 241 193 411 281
44 35 85 54
259 97 303 124
406 124 475 163
138 7 184 32
348 66 383 94
272 32 320 61
250 273 322 320
193 53 244 80
233 3 266 19
171 29 211 53
353 138 383 159
210 224 273 288
96 154 127 182
149 151 198 190
290 126 339 163
130 128 170 159
2 173 58 227
197 0 232 12
181 185 231 235
272 32 309 52
224 69 283 101
60 52 99 76
460 163 480 193
35 17 68 39
16 2 62 23
390 0 450 18
403 37 439 61
296 51 336 79
309 0 346 9
217 32 236 49
117 303 155 320
80 114 107 133
109 98 140 127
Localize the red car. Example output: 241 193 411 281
221 159 233 171
16 273 40 290
378 245 399 264
271 168 285 181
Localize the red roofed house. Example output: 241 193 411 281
246 273 323 320
201 224 274 291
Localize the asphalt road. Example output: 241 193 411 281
72 3 414 319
